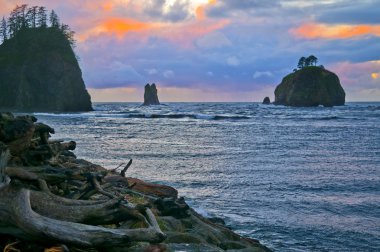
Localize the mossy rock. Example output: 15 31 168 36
220 241 246 250
274 66 345 107
159 216 185 232
165 232 205 244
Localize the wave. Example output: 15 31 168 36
317 116 340 120
122 113 250 120
34 112 250 121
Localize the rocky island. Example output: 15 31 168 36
274 56 345 107
0 112 271 251
143 83 160 105
0 5 92 112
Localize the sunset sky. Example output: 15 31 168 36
1 0 379 102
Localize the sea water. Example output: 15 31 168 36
34 102 380 252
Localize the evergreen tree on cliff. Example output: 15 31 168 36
274 56 345 107
0 4 92 112
0 17 6 42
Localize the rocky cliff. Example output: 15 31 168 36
143 83 160 105
274 66 345 107
0 28 92 112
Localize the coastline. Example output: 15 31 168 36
0 112 271 252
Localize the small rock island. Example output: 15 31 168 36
262 97 271 104
0 6 92 112
143 83 160 105
274 56 345 107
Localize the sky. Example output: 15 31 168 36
1 0 380 102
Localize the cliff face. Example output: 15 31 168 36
143 83 160 105
274 66 345 107
0 28 92 112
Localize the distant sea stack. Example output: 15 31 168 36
274 56 345 107
143 83 160 105
262 97 271 104
0 6 92 112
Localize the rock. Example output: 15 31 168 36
0 28 92 112
165 232 204 244
262 97 271 104
143 83 160 105
219 241 247 250
155 197 190 218
208 217 226 226
274 66 345 107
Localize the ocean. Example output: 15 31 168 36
34 102 380 252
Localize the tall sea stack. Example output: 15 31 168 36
0 28 92 112
143 83 160 106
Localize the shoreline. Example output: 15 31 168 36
0 112 271 252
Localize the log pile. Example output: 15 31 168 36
0 112 271 252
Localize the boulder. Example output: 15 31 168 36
262 97 271 104
274 66 345 107
143 83 160 105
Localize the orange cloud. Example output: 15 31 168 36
79 17 160 41
196 0 217 20
102 2 113 12
292 23 380 39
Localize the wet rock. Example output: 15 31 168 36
208 217 226 226
155 197 190 218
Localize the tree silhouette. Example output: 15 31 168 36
297 57 306 69
296 55 319 69
26 6 38 28
37 6 47 28
307 55 318 66
1 5 77 47
49 10 59 28
0 17 7 43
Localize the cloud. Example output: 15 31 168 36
85 61 146 88
1 0 379 102
195 31 232 49
315 1 380 25
227 56 240 66
79 17 159 41
163 70 175 78
146 68 158 75
206 0 279 17
291 23 380 40
253 71 273 79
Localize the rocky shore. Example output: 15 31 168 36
0 112 270 252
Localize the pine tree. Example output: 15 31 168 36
26 6 38 28
37 6 47 28
49 10 59 28
0 17 7 43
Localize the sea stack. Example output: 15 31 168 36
274 66 345 107
0 28 92 112
262 97 271 104
143 83 160 105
